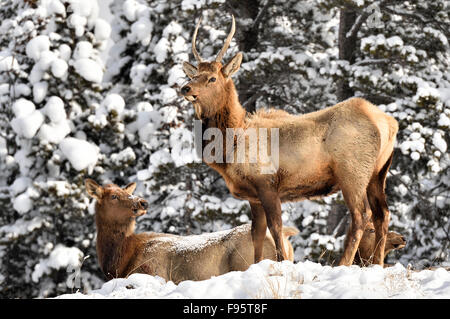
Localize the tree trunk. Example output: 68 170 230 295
337 8 357 101
227 0 267 113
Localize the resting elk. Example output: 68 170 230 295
181 15 399 266
85 179 298 282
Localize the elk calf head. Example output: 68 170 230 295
358 226 406 265
181 16 243 119
385 231 407 253
85 179 148 224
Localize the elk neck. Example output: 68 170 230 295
200 79 247 165
95 205 137 279
202 79 246 132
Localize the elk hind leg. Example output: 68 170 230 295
367 152 393 265
250 203 267 263
258 192 287 262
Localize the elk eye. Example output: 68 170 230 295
209 77 216 83
111 195 118 200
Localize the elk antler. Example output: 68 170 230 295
215 15 236 62
192 17 203 63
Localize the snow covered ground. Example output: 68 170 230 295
56 260 450 299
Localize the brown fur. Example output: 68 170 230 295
356 222 406 266
85 179 298 282
182 17 399 266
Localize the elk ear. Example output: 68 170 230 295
222 52 242 78
85 179 103 200
123 182 137 195
182 61 198 79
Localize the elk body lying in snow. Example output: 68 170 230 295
85 179 298 282
356 222 406 266
181 16 399 266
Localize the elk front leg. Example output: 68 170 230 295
250 203 267 263
258 191 287 262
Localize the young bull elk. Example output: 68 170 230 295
85 179 298 282
181 16 399 266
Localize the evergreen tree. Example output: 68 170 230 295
0 0 448 298
0 0 111 297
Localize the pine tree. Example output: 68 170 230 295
0 0 111 297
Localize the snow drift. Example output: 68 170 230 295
56 260 450 299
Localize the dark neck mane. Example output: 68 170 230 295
203 80 246 131
95 208 136 279
199 80 247 167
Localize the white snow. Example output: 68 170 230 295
129 17 153 46
94 18 111 41
56 260 450 299
58 44 72 61
51 58 68 78
43 96 66 123
59 137 99 171
154 38 169 63
102 93 125 114
122 0 148 22
170 127 196 166
12 98 35 118
0 216 45 240
88 93 125 127
11 109 44 139
39 120 71 144
74 41 93 59
73 58 103 83
10 176 32 195
438 113 450 127
32 81 48 103
32 244 83 283
13 193 33 214
0 55 20 72
26 35 51 61
432 132 447 153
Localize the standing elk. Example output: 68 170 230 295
85 179 298 282
181 15 398 266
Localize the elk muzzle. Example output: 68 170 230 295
394 236 407 249
132 198 148 216
181 85 197 102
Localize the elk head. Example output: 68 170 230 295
360 227 407 258
385 230 407 253
85 179 148 224
181 15 243 119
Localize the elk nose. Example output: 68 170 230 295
181 85 191 95
139 200 148 210
401 236 406 243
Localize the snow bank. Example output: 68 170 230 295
56 260 450 299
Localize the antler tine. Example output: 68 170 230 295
192 17 203 63
215 15 236 62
